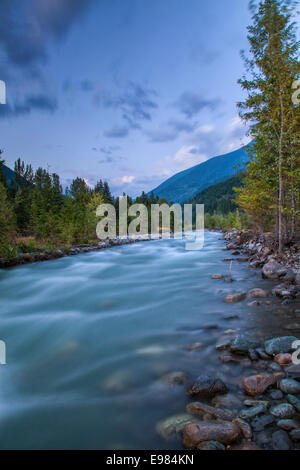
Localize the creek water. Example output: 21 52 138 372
0 232 299 449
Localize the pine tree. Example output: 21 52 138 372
237 0 300 251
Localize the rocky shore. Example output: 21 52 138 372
0 235 151 269
156 230 300 451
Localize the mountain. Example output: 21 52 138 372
1 163 17 187
149 145 249 203
185 174 243 213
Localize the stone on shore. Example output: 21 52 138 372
290 429 300 441
272 430 291 450
277 419 299 431
232 418 252 440
274 354 292 366
229 441 262 451
182 421 241 448
251 414 274 432
286 394 300 412
279 378 300 395
230 336 260 355
262 260 287 280
264 336 297 356
156 414 198 441
225 292 246 303
239 405 268 420
270 403 295 419
186 402 234 421
161 371 189 385
186 375 228 399
197 441 225 450
212 274 225 279
247 288 269 298
243 374 277 396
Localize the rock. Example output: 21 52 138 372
272 430 291 450
251 414 275 432
256 348 270 360
295 273 300 286
186 402 234 421
269 389 284 400
184 342 202 351
182 421 241 448
225 292 246 303
277 419 299 431
248 288 269 298
280 378 300 395
216 340 232 351
156 414 198 441
212 394 242 409
243 374 277 396
285 323 300 331
229 441 261 451
186 375 228 399
283 270 296 282
290 429 300 441
244 400 270 408
162 371 189 385
262 260 287 280
274 354 292 366
286 394 300 412
237 257 249 262
270 403 295 419
231 251 240 256
256 430 272 446
222 313 240 320
240 405 268 420
248 349 259 361
212 274 225 279
230 336 260 355
232 418 252 439
269 362 282 372
219 352 240 363
264 336 297 356
273 284 294 298
197 441 225 450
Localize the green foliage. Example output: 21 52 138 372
205 210 250 231
0 183 15 257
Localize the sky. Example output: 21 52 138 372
0 0 257 196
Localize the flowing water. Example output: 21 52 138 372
0 232 299 449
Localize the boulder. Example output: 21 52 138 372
182 421 241 448
262 260 287 280
243 374 277 396
272 430 291 450
247 288 269 298
186 375 228 399
274 353 292 366
186 402 234 421
270 403 295 419
264 336 297 356
279 378 300 395
225 292 246 303
197 441 225 450
230 336 260 355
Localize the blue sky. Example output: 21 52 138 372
0 0 255 196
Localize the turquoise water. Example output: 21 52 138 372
0 232 297 449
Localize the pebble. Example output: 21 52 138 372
277 419 299 431
240 404 268 420
270 403 295 419
290 429 300 441
186 375 228 399
251 414 275 432
286 394 300 412
197 441 225 450
264 336 297 356
272 430 291 450
279 378 300 395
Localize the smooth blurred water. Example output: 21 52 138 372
0 232 299 449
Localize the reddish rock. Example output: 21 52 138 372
225 292 246 303
186 402 234 421
232 418 252 440
274 354 292 366
243 374 277 396
247 288 269 298
182 422 241 448
229 441 262 450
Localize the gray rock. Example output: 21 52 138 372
264 336 297 356
230 336 260 355
197 441 225 451
269 362 282 372
251 414 275 432
216 340 232 351
244 399 270 408
286 394 300 412
269 389 284 400
187 402 234 421
280 378 300 395
277 419 299 431
270 403 295 419
239 404 268 420
272 430 291 450
290 429 300 441
256 348 270 360
186 375 228 399
156 414 198 441
262 260 287 280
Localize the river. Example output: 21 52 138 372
0 232 299 449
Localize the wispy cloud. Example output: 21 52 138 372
174 91 221 118
0 93 57 118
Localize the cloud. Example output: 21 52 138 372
99 146 121 155
0 0 95 67
113 175 135 186
104 125 130 139
146 119 197 143
157 145 208 177
174 91 221 118
0 93 57 118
